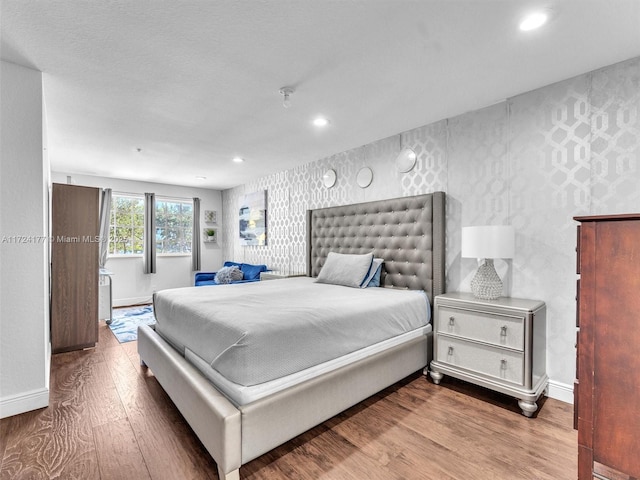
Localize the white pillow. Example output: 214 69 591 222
316 252 374 288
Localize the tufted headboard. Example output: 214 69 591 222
306 192 446 304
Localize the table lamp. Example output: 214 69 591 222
461 225 515 299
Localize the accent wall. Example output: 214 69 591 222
222 56 640 402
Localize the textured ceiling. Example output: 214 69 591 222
2 1 639 190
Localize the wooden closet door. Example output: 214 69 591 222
51 183 99 353
593 220 640 477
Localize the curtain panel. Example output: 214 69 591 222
143 192 156 274
192 197 201 271
98 188 112 268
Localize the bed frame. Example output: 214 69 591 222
137 191 446 479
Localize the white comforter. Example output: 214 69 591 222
153 277 430 386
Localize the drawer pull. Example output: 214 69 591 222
448 316 455 326
448 346 454 356
500 326 507 337
501 359 507 370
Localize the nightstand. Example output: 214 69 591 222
260 271 307 281
429 292 547 417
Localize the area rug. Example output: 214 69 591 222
108 305 155 343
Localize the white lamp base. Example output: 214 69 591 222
470 258 503 300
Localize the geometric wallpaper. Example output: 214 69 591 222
222 56 640 396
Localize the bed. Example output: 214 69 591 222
137 191 446 480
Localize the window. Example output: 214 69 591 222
108 194 193 256
155 199 193 254
109 194 144 255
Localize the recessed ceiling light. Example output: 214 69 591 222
195 176 207 180
232 157 245 163
313 117 330 127
519 11 549 31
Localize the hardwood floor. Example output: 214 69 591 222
0 321 577 479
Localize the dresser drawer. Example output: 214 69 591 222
437 306 524 351
436 336 524 385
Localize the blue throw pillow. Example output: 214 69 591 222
360 258 384 288
241 263 267 280
367 263 383 287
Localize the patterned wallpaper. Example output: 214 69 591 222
222 56 640 392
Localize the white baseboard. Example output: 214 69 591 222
0 387 49 419
546 379 574 404
113 296 153 308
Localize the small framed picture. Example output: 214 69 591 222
204 210 217 223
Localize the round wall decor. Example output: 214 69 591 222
395 147 417 173
322 169 337 188
356 167 373 188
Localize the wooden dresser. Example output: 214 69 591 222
575 214 640 480
51 183 100 353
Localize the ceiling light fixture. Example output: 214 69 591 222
195 176 207 180
519 11 549 31
232 157 244 163
279 86 294 108
313 117 329 127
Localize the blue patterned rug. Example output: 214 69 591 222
108 305 155 343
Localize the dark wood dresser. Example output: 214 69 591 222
574 214 640 480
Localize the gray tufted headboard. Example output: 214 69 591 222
306 192 446 304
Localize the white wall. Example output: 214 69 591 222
51 173 223 306
0 60 50 418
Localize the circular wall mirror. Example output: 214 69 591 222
356 167 373 188
395 147 417 173
322 169 337 188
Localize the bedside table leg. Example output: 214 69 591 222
518 399 538 417
429 370 443 385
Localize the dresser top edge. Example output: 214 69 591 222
574 213 640 222
435 292 545 312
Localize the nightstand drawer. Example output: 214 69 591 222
437 306 524 350
436 336 524 385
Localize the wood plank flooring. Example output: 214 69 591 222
0 321 578 479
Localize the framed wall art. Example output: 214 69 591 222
204 210 217 223
239 190 267 246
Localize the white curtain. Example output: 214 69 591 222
143 192 156 274
98 188 112 268
192 197 201 271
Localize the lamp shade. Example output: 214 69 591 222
461 225 515 259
